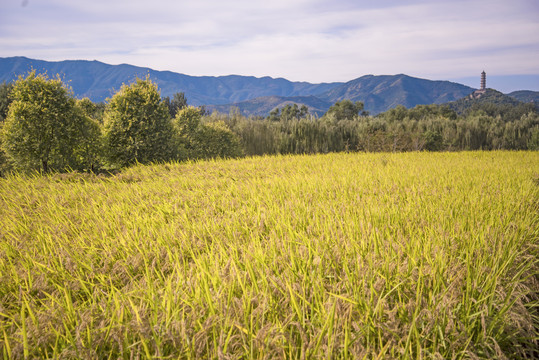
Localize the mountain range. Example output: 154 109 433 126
213 75 476 116
1 57 537 116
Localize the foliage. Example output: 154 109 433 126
526 126 539 150
0 82 14 175
172 105 202 159
214 102 539 155
0 139 10 176
324 99 365 120
163 92 188 118
382 104 457 122
103 77 174 167
77 97 106 124
0 81 14 123
194 121 243 159
422 130 443 151
0 71 99 173
508 90 539 106
74 100 103 172
268 103 309 121
174 107 243 159
221 112 282 156
0 152 537 359
173 105 201 136
447 89 535 119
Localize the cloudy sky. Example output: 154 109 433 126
1 0 538 90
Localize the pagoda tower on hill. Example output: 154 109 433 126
470 71 487 99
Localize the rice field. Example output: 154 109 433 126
0 151 538 359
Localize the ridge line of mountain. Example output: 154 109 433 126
0 56 342 105
1 56 538 116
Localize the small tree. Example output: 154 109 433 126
163 92 188 118
325 100 364 120
77 97 105 124
103 77 174 167
172 106 203 159
527 126 539 150
169 92 188 118
0 81 14 175
0 127 9 176
75 99 103 171
173 107 243 160
268 104 309 121
1 71 97 173
193 121 243 159
422 130 443 151
0 81 14 123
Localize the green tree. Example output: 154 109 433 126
268 104 309 121
325 100 364 120
75 99 103 171
77 97 106 124
268 107 281 122
163 92 188 118
173 107 243 159
281 104 309 120
103 77 174 167
193 121 243 159
174 106 201 135
0 81 14 175
1 71 97 173
528 126 539 150
422 130 443 151
172 106 203 159
0 146 8 176
0 81 14 123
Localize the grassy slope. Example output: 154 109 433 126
0 151 538 359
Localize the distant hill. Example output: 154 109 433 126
508 90 539 105
212 74 475 116
0 57 340 104
320 74 474 115
206 95 334 117
446 88 525 114
3 56 535 117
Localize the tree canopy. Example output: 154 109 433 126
163 92 188 118
0 81 14 123
268 104 309 121
173 106 242 159
103 77 174 167
1 71 98 173
325 100 365 120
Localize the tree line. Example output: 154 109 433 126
209 100 539 155
0 72 242 175
1 72 538 176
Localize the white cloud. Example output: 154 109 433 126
0 0 538 82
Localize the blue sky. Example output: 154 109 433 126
1 0 538 91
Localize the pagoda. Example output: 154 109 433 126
470 71 487 99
